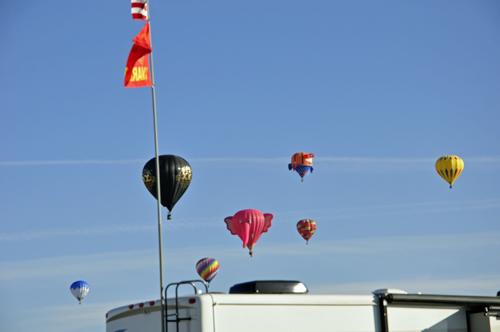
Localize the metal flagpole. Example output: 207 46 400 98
145 2 166 332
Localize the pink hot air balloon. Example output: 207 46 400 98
224 209 273 257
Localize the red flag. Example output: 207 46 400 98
125 22 152 88
131 0 148 21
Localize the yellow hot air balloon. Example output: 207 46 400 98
435 155 464 188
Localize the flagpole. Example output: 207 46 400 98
145 2 166 332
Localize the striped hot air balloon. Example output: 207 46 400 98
297 219 316 244
435 155 464 188
196 258 219 285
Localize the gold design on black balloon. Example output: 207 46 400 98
176 166 192 188
142 169 156 191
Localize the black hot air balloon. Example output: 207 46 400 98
142 155 192 219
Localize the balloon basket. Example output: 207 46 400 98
167 213 172 220
249 251 253 257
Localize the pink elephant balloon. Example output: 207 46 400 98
224 209 274 257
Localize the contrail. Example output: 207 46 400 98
0 219 220 242
1 156 498 166
0 159 145 166
1 199 498 242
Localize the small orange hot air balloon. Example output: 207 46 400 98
288 152 314 182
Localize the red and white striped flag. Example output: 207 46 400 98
131 0 148 21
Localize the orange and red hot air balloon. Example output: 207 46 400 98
297 219 316 244
288 152 315 182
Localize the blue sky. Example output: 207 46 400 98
1 1 500 331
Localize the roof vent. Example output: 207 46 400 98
372 288 408 295
229 280 308 294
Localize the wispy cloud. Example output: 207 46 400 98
0 225 156 242
0 250 160 281
1 156 499 166
273 198 500 222
311 275 500 296
318 156 500 163
4 301 126 332
190 157 286 164
259 230 500 256
317 157 434 163
1 199 498 242
2 231 499 282
321 199 500 221
0 159 145 166
0 219 221 242
0 246 227 282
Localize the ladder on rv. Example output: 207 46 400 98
164 280 209 332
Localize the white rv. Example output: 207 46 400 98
106 280 500 332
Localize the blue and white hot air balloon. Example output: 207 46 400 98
70 280 89 304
